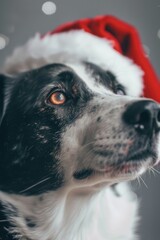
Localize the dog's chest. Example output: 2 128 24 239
0 185 138 240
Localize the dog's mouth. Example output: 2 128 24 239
73 149 157 181
126 149 157 162
73 162 145 181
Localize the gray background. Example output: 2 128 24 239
0 0 160 239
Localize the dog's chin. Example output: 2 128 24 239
73 153 156 189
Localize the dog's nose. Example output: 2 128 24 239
123 100 160 134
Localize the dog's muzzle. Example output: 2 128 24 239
73 99 160 182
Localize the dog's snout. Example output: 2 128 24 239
123 100 160 134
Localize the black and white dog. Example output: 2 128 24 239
0 30 160 240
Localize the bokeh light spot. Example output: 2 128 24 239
143 44 150 57
157 29 160 39
0 34 9 50
42 1 57 15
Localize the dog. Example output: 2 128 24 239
0 27 160 240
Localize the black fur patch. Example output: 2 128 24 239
84 62 126 94
111 184 121 197
0 63 93 195
73 169 94 180
25 216 37 228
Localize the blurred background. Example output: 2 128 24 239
0 0 160 239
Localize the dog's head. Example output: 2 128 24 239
0 61 160 195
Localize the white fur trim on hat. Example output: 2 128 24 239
3 30 144 97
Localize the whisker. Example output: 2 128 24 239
136 176 141 188
80 141 96 150
0 220 8 223
150 166 160 175
148 167 156 176
139 176 148 189
19 177 51 193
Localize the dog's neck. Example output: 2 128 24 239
0 183 138 240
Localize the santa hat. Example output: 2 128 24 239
3 15 160 102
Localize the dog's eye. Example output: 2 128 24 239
115 87 126 96
49 91 66 105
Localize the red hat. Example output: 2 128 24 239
4 15 160 102
51 15 160 103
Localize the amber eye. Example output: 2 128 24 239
49 92 66 105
